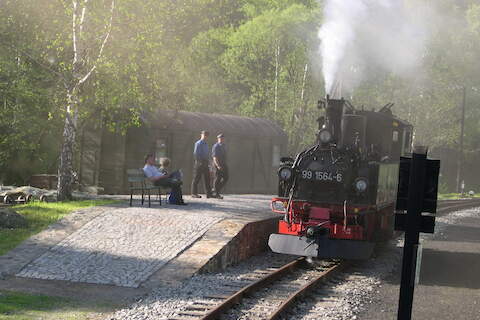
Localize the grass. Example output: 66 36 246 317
0 290 115 320
0 200 118 256
0 200 120 320
437 193 480 200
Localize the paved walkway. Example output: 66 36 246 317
2 195 276 290
359 207 480 320
17 208 222 287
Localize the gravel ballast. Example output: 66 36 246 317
109 206 480 320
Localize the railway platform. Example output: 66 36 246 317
359 206 480 320
0 194 279 303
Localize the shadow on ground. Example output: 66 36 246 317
419 248 480 289
432 224 480 243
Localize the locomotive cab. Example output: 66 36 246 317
269 96 412 259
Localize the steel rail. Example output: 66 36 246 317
263 199 480 320
192 199 480 320
199 257 305 320
438 198 480 206
196 199 480 320
267 261 345 320
436 198 480 214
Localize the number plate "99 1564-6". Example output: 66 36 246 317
301 170 343 182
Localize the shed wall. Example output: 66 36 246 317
79 112 287 195
78 125 102 187
98 129 126 194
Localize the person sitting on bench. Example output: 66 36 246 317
143 154 187 205
159 157 182 180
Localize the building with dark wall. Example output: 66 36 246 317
78 110 288 195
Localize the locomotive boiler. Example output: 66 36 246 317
269 95 412 259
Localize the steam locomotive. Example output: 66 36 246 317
269 95 412 259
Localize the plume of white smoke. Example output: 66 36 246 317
318 0 430 96
318 0 368 95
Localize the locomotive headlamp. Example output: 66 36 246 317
318 129 332 144
355 178 368 192
278 167 292 181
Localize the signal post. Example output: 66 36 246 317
394 146 440 320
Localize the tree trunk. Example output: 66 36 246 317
291 63 309 153
57 104 77 200
274 42 280 114
57 0 114 200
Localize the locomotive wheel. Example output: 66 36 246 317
39 195 48 202
3 195 13 204
17 195 26 203
25 194 33 203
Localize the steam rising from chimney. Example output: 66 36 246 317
318 0 430 97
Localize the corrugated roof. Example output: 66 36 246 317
141 110 287 139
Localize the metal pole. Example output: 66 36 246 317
397 147 427 320
456 86 466 193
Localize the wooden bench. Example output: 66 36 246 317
127 169 164 207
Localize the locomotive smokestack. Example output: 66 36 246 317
325 95 345 144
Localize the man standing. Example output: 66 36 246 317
212 133 228 199
191 130 213 198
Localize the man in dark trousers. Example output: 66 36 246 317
191 130 213 198
212 133 228 199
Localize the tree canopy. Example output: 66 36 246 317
1 0 480 192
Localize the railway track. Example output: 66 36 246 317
165 198 480 320
436 198 480 214
169 258 345 320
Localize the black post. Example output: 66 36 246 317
456 86 466 193
397 147 427 320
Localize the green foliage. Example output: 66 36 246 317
185 2 321 152
438 180 450 194
2 0 480 187
0 45 62 184
467 4 480 34
0 200 118 256
437 193 480 200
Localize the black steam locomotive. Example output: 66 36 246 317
269 95 412 259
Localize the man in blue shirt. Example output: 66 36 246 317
191 130 213 198
212 133 228 199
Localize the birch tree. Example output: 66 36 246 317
57 0 115 200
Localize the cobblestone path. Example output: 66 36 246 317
17 207 223 287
